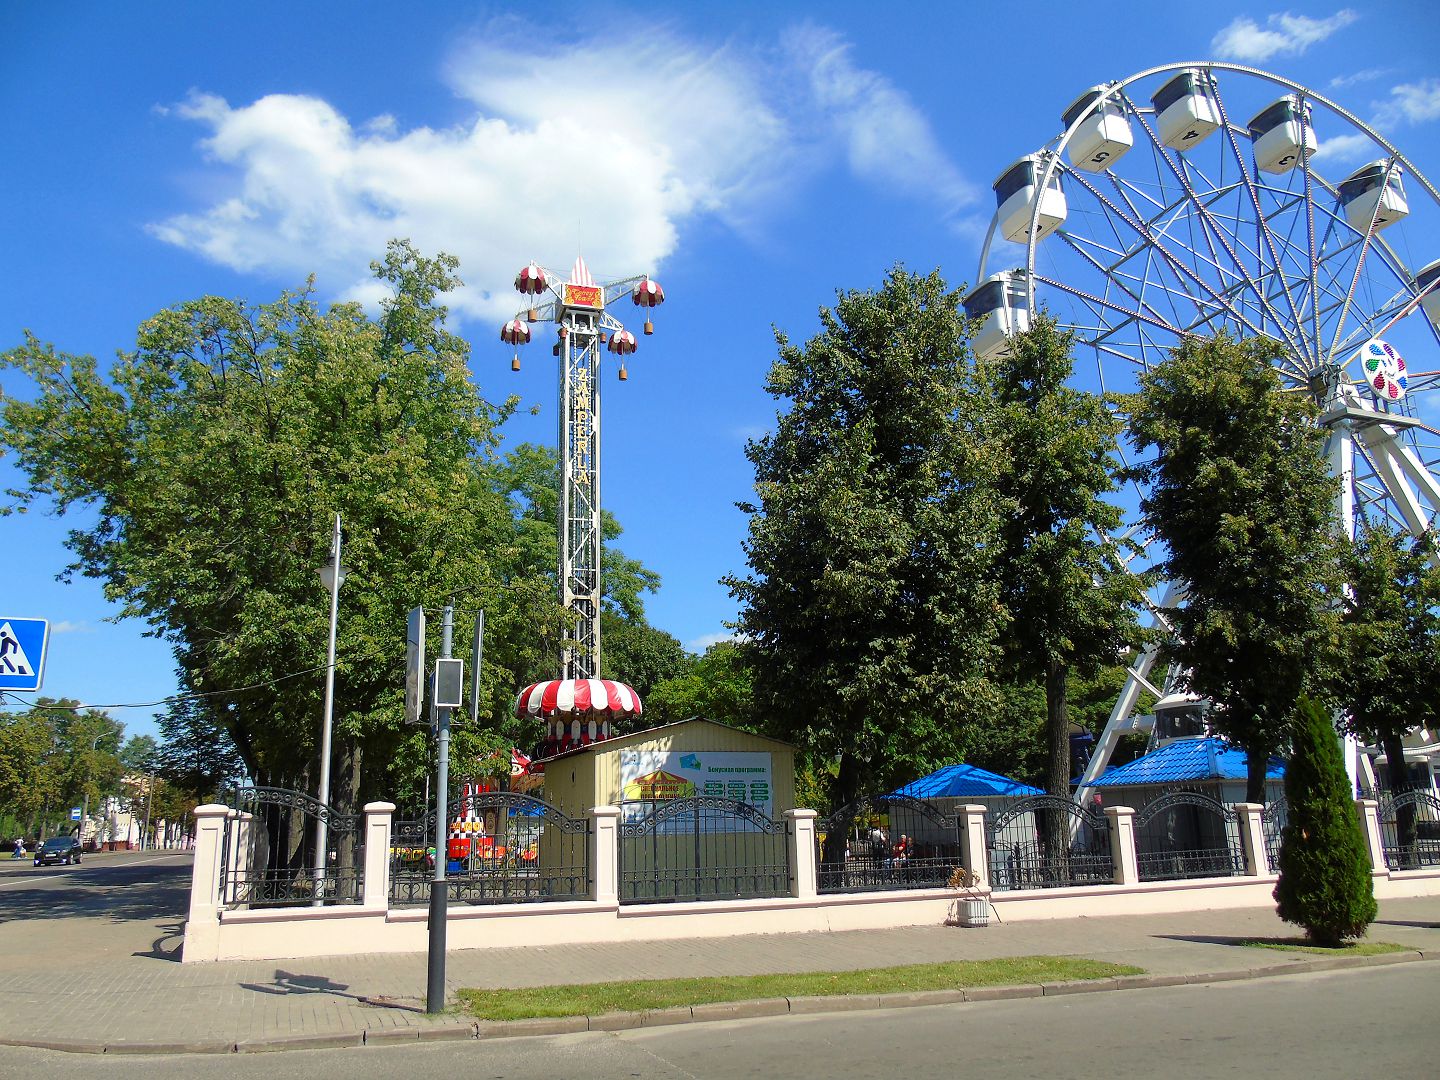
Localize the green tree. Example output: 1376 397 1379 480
1274 696 1377 945
726 266 1005 832
647 640 755 729
1335 524 1440 860
0 703 62 836
600 611 690 717
981 315 1151 840
0 242 559 810
155 696 248 800
1127 333 1343 802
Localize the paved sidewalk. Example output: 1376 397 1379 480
1 892 1436 1054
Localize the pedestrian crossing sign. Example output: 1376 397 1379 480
0 618 49 692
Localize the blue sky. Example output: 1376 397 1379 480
3 2 1439 741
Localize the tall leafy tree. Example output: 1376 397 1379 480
1 242 561 808
647 640 754 729
726 267 1005 824
980 315 1151 832
1127 333 1344 802
1335 524 1440 857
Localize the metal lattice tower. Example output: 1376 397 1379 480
503 257 665 680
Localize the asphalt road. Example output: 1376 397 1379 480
0 850 194 975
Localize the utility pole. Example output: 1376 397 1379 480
426 603 455 1014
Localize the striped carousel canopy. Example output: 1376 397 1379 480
514 678 643 719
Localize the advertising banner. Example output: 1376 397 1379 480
618 750 773 830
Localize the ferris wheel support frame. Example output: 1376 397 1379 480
1004 62 1440 800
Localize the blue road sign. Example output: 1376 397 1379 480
70 807 82 822
0 618 50 692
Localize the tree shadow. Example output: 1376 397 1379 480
1371 919 1440 929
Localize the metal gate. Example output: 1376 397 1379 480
988 795 1111 891
221 787 363 907
818 794 960 893
1134 790 1244 881
1262 797 1288 874
618 798 789 904
389 791 590 906
1377 789 1440 870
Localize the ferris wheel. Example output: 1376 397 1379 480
967 62 1440 793
971 61 1440 544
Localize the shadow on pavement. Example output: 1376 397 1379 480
1372 919 1440 929
0 863 190 924
240 971 356 999
133 921 186 962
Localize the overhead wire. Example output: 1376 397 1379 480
0 663 331 712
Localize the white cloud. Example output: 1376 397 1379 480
1211 9 1358 61
1313 131 1373 164
781 23 977 213
1329 67 1390 90
1372 77 1440 127
686 631 738 653
150 23 971 326
50 620 93 634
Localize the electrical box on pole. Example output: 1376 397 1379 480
405 606 426 725
433 658 464 709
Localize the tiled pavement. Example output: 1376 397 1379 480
1 857 1436 1053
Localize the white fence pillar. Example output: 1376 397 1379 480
183 804 231 963
957 804 990 890
362 802 395 909
1233 803 1269 876
590 805 621 905
1356 798 1386 874
785 809 818 899
1105 805 1139 885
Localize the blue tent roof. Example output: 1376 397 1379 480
891 763 1043 798
1086 737 1285 788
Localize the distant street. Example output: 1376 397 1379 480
0 962 1432 1079
0 850 193 967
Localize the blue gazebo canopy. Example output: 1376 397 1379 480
891 763 1043 799
1085 737 1285 788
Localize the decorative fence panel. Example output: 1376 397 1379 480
1261 798 1289 874
221 787 363 908
1377 789 1440 871
389 791 590 906
818 795 961 894
618 798 789 904
1134 790 1245 881
988 796 1112 891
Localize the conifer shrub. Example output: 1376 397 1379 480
1273 697 1377 946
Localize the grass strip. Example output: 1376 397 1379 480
1239 939 1409 956
458 956 1141 1020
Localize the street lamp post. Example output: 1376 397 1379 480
313 513 347 904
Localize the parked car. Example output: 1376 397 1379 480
33 836 82 866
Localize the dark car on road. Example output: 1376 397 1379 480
34 836 82 866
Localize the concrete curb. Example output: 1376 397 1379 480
2 950 1429 1056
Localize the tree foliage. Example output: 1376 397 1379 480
1274 696 1377 945
1126 333 1343 801
727 267 1005 809
0 242 570 806
646 641 755 730
980 314 1152 814
0 699 124 837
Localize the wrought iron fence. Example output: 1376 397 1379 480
1261 798 1288 873
1377 789 1440 871
818 795 961 893
220 787 363 907
1134 789 1244 881
389 791 590 906
988 795 1112 891
618 798 789 904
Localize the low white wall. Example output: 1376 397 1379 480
183 797 1440 963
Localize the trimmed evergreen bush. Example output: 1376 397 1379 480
1274 697 1377 946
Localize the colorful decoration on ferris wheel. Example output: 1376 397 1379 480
1359 339 1408 401
515 262 548 295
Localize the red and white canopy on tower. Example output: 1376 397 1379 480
515 678 643 719
500 318 531 345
